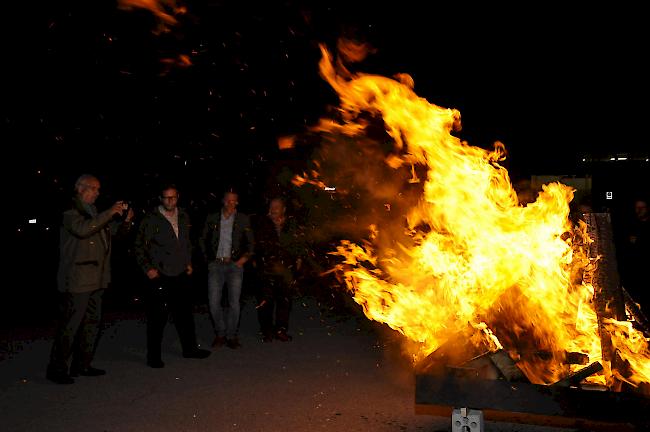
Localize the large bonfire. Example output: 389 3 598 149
297 42 650 390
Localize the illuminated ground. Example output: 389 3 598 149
1 296 575 432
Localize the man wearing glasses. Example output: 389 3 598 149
134 184 210 368
47 174 134 384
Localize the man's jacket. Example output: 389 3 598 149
200 211 254 262
135 207 192 277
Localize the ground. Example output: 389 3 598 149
1 295 580 432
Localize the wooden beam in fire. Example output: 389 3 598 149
622 286 650 336
453 349 530 382
584 213 630 390
414 329 491 376
551 361 604 388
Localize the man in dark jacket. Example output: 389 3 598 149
134 184 210 368
47 174 134 384
621 197 650 312
255 197 305 342
200 189 254 349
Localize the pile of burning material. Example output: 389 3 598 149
295 41 650 430
413 213 649 430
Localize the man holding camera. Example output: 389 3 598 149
47 174 134 384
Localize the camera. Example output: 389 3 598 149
113 200 131 222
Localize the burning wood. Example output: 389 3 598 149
622 286 650 336
411 212 648 429
291 38 650 430
308 42 649 391
564 351 590 365
487 350 528 382
444 349 530 383
552 361 604 388
414 329 492 376
417 336 599 385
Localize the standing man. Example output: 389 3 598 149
255 197 304 342
200 189 254 349
621 197 649 311
47 174 134 384
134 184 210 368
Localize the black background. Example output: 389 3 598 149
3 1 648 328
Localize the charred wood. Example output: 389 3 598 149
585 213 627 389
622 286 650 336
552 361 603 388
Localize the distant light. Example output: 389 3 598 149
646 158 649 162
610 157 616 161
606 192 613 200
324 186 336 191
45 227 50 231
617 157 627 161
582 158 586 162
28 219 37 224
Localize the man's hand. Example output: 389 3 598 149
235 258 246 268
146 268 159 280
111 201 128 216
124 208 135 223
186 264 193 276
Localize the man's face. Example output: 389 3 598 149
635 200 648 220
268 199 285 223
223 192 238 212
160 188 179 212
78 178 100 205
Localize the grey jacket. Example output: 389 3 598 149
57 198 117 293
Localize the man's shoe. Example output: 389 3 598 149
147 359 165 368
275 331 293 342
212 336 226 348
70 366 106 377
225 338 241 349
262 334 273 343
183 348 211 359
46 370 74 385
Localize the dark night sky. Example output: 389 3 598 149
1 1 649 327
5 1 649 230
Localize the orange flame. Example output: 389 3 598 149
278 135 296 150
160 54 192 74
313 44 649 388
291 170 330 191
117 0 185 34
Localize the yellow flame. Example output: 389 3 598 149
315 44 650 388
605 319 650 386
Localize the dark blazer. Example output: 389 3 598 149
200 211 255 262
134 207 193 277
57 197 116 293
255 216 304 276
